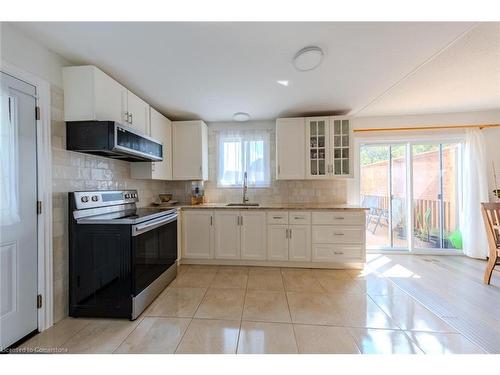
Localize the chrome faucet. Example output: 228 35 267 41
242 171 249 204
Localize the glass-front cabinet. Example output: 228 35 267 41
305 116 351 179
307 117 329 178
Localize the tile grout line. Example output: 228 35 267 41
281 267 300 353
173 271 212 354
234 268 249 354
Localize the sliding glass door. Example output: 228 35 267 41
360 141 462 252
360 144 408 249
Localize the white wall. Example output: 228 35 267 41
351 109 500 201
0 22 70 87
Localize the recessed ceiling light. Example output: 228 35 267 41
277 80 289 86
293 46 324 71
233 112 250 122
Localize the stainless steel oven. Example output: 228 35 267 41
69 190 178 320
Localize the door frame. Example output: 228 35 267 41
354 132 465 255
1 60 53 332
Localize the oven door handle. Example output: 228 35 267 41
132 213 178 236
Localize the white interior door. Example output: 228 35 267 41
0 72 38 350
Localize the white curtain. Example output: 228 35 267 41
0 88 20 226
461 129 489 259
217 128 271 187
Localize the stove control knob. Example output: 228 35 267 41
81 196 89 203
125 193 131 199
91 195 99 202
132 193 137 198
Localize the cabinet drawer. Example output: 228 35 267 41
289 211 311 225
312 244 364 262
312 226 364 244
312 211 364 225
267 211 289 224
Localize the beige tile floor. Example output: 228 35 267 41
20 262 488 354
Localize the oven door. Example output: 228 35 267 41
131 213 178 296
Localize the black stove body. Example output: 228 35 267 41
68 190 178 320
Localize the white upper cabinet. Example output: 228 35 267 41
63 65 150 133
276 117 306 180
330 117 351 176
306 116 330 179
126 91 150 134
305 116 352 179
172 120 208 180
130 107 172 180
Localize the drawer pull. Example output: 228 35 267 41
334 251 344 255
334 217 345 220
333 233 345 236
273 216 283 219
294 216 304 219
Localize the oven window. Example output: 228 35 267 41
132 219 177 295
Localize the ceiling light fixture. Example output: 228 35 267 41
233 112 250 122
277 80 289 86
292 46 324 71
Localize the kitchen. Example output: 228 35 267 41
1 7 500 368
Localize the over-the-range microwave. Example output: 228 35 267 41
66 121 163 162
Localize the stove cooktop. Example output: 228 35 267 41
76 207 177 225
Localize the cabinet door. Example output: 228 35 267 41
240 211 267 260
127 91 150 134
172 121 208 180
276 118 305 179
306 117 330 179
288 225 311 261
94 67 128 124
330 117 351 176
267 225 289 261
214 211 240 259
150 108 172 180
182 211 213 259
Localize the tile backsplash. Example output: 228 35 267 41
162 122 348 205
50 86 170 322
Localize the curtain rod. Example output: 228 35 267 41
353 123 500 133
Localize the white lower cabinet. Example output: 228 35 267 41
240 211 267 260
214 211 240 259
213 210 267 260
267 225 289 260
266 212 312 262
288 225 311 261
182 210 214 259
182 209 366 266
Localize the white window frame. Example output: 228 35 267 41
216 130 271 188
355 132 465 255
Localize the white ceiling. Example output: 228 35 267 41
11 22 500 121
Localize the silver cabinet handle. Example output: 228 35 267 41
334 217 345 220
130 113 133 124
294 216 304 220
278 165 281 175
334 251 344 255
273 216 283 219
333 233 345 236
124 111 129 123
289 228 292 238
210 216 213 226
237 216 240 226
285 228 289 239
240 215 243 226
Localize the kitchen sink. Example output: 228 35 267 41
226 203 260 207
